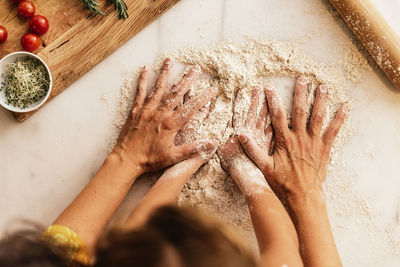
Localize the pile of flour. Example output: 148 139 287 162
108 38 368 245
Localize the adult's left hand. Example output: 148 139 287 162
115 58 218 175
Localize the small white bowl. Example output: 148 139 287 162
0 51 52 113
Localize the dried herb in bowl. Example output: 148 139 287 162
0 57 50 109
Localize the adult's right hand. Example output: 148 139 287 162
114 58 218 175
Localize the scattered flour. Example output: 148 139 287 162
107 38 367 245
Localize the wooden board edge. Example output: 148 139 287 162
12 0 180 122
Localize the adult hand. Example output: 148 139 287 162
238 78 347 200
114 58 218 175
175 88 218 162
122 96 218 230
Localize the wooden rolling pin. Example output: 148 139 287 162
330 0 400 91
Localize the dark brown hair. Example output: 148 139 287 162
0 224 68 267
95 206 257 267
0 206 257 267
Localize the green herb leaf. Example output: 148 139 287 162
108 0 129 20
79 0 105 16
79 0 129 20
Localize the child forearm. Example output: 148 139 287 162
228 164 303 267
53 150 143 256
122 155 207 229
246 191 302 267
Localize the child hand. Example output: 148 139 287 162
238 78 347 201
217 88 271 197
115 59 218 175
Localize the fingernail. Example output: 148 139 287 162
164 58 172 69
319 84 327 93
239 134 248 143
265 84 274 91
342 105 348 114
298 77 308 85
253 87 261 95
193 65 201 72
211 139 220 146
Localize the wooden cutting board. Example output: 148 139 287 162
0 0 179 121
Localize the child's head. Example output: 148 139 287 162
95 206 257 267
0 225 67 267
0 206 257 267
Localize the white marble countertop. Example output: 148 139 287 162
1 0 400 266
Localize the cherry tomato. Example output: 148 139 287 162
0 26 7 44
12 0 24 3
29 15 49 35
17 1 35 19
21 33 41 52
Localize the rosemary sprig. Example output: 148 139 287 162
79 0 105 16
78 0 129 20
108 0 129 20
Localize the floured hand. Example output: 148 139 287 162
114 59 218 175
174 90 218 168
238 77 347 201
121 98 218 229
218 88 271 197
218 136 270 197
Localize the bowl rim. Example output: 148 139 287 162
0 51 53 113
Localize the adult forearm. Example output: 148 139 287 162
54 150 142 255
288 191 342 267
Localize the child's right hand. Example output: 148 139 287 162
217 87 271 197
217 135 270 197
114 59 218 176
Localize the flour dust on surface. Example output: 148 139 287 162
107 38 372 248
